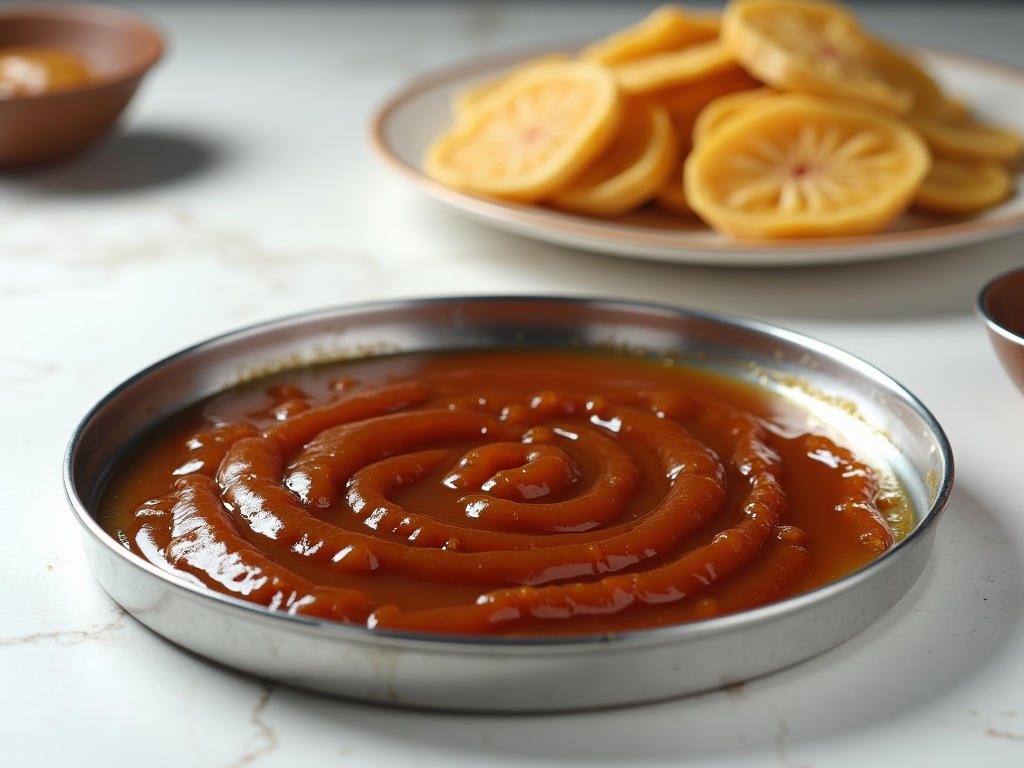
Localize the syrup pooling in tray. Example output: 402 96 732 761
97 349 912 635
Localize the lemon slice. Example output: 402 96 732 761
613 39 743 95
905 112 1024 163
692 86 777 144
684 93 931 238
721 0 912 113
425 60 623 202
913 156 1012 215
550 100 678 217
581 4 720 65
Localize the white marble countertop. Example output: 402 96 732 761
3 1 1024 766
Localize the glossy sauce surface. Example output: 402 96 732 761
98 349 911 636
0 46 93 98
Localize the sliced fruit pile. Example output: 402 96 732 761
423 0 1022 239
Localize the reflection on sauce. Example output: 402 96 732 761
0 46 93 98
98 350 911 636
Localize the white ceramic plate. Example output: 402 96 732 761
369 45 1024 267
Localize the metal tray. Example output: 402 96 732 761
63 296 953 711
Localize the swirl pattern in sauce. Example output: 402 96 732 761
99 350 907 635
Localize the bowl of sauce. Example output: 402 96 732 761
64 296 954 710
0 3 163 166
978 267 1024 396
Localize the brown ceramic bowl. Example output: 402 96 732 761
978 267 1024 396
0 3 164 167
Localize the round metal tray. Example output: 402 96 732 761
63 296 953 712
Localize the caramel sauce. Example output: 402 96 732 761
97 349 911 636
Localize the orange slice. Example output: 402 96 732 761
684 93 931 237
913 156 1013 215
905 111 1024 163
550 100 678 217
613 39 742 95
721 0 912 113
424 60 623 202
580 4 720 65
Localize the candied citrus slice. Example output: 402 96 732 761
905 111 1024 163
452 53 571 118
692 86 777 143
580 4 720 66
913 156 1012 215
550 100 678 217
859 41 954 120
613 39 741 95
943 97 969 122
721 0 912 113
654 157 695 216
684 93 931 238
652 66 761 140
425 60 623 202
